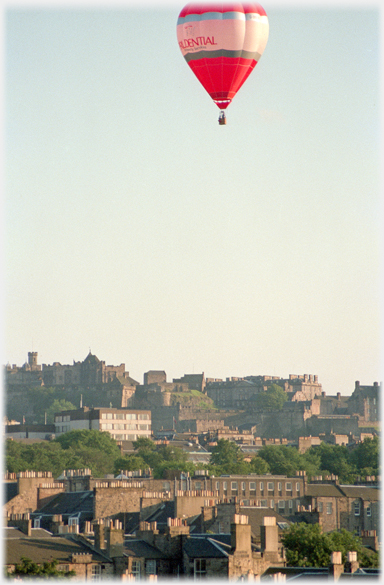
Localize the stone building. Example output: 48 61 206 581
5 352 43 387
5 351 131 389
206 374 323 410
347 381 380 423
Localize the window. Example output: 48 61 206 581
278 482 282 492
131 561 140 578
296 482 300 493
91 565 101 581
195 482 202 490
216 481 220 492
139 413 149 420
367 507 371 517
250 482 256 495
354 502 361 516
326 502 333 515
278 500 285 510
33 518 41 528
106 413 113 419
145 560 156 575
241 482 246 495
260 499 267 507
270 499 274 509
138 424 148 430
318 501 323 513
223 482 227 495
286 482 292 491
267 482 274 491
116 413 125 419
194 559 206 579
231 481 238 495
259 482 264 493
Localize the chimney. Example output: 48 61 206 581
230 514 251 554
344 551 359 574
137 521 159 546
93 522 106 551
260 517 278 553
106 521 124 557
329 551 344 581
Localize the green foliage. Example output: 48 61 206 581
252 384 288 411
133 437 156 451
209 439 251 475
257 445 309 476
6 439 68 476
54 429 120 457
282 523 332 567
349 437 379 474
130 438 197 478
7 556 76 578
6 430 122 477
249 456 270 474
114 455 148 474
281 524 379 568
306 436 380 484
255 436 380 484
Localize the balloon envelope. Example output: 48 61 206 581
177 2 269 109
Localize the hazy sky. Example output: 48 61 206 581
4 0 381 395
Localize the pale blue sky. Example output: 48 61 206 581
4 1 381 395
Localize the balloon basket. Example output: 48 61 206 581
218 111 227 125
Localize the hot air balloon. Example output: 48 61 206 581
177 2 269 124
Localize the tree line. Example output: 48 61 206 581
5 432 379 484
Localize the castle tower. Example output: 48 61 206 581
28 352 38 368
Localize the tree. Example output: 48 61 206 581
54 429 120 457
5 440 68 477
252 384 288 411
249 456 270 474
7 556 76 578
281 523 332 567
281 523 379 568
209 439 250 475
133 437 156 451
257 445 307 476
349 437 379 475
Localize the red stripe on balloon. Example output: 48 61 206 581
188 56 257 108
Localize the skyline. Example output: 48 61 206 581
4 1 381 396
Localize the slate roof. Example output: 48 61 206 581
305 483 344 498
338 486 380 501
139 501 175 532
183 535 230 559
4 529 109 566
38 491 94 515
124 538 171 559
239 507 292 540
4 482 18 503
